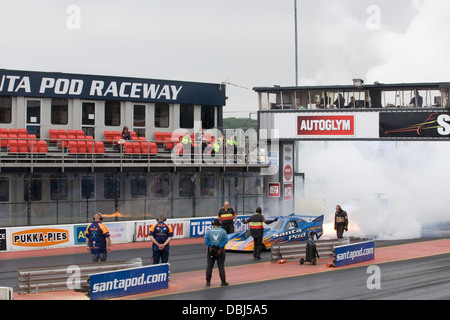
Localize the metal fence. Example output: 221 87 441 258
270 238 350 263
17 258 142 294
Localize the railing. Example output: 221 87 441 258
270 238 350 263
17 258 143 294
0 137 270 171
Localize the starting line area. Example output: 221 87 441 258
9 238 450 300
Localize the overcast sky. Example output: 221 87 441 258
1 0 449 116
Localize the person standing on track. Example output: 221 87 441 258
334 205 348 239
86 213 111 262
243 207 277 260
149 215 173 264
204 218 229 287
218 201 237 234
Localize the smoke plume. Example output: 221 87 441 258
297 140 450 240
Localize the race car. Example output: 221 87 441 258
225 214 324 251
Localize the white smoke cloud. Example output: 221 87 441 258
366 0 450 83
297 140 450 240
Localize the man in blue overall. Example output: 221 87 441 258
204 218 229 287
149 215 173 264
86 213 111 262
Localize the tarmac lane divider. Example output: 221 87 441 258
89 263 169 300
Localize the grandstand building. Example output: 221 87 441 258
0 69 269 227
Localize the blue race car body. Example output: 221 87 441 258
225 214 324 251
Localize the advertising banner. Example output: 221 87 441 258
9 226 72 251
73 222 128 245
379 111 450 139
334 240 375 267
89 264 169 300
0 229 6 251
268 182 281 198
271 112 379 140
134 220 187 242
190 216 250 238
0 69 225 106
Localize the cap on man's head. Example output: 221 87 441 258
212 218 221 227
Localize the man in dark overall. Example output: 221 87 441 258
334 205 349 239
243 207 277 260
86 213 111 262
149 215 173 264
218 201 236 234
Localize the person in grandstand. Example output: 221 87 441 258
334 205 349 239
204 218 229 287
149 215 173 264
86 213 111 262
217 201 237 234
121 126 131 140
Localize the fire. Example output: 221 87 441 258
100 211 133 218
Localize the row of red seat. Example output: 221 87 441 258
68 141 105 154
8 140 48 153
123 141 158 154
0 129 48 153
49 129 107 153
104 130 139 144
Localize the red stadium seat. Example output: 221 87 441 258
123 142 133 154
0 134 8 148
37 141 48 153
131 142 141 153
104 131 113 143
94 141 105 154
58 134 68 148
8 140 18 153
49 129 58 142
154 132 164 145
130 131 138 140
149 142 158 154
18 140 28 153
77 141 87 153
140 141 149 153
68 141 78 153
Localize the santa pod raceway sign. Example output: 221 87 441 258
297 115 354 136
90 264 169 300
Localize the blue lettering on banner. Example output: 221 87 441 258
334 240 375 267
190 218 214 238
190 216 250 237
90 264 169 300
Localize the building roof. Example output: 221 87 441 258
253 81 450 93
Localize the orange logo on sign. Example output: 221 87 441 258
12 228 69 247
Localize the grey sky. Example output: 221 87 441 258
0 0 448 117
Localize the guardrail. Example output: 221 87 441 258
270 238 350 263
0 137 270 171
17 258 142 294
